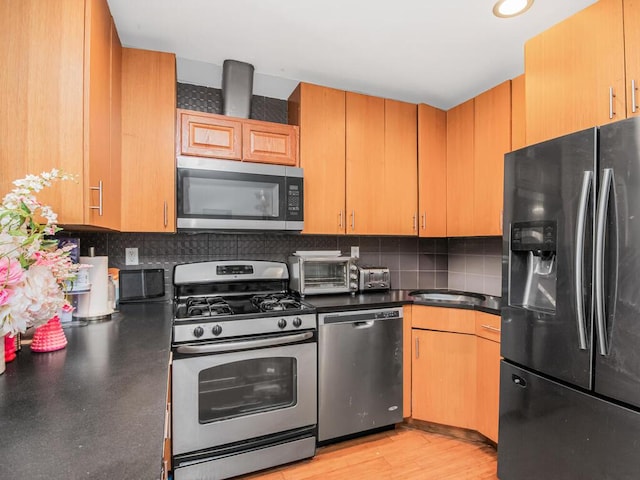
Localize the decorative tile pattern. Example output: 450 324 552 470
177 83 287 123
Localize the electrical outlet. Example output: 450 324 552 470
351 246 360 259
125 247 139 266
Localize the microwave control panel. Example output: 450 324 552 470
286 176 303 221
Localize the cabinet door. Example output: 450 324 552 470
525 0 625 145
85 0 117 229
242 120 298 166
411 329 477 429
121 48 176 232
474 81 511 236
346 92 385 235
384 99 418 235
0 0 84 223
624 0 640 117
418 104 447 237
446 99 475 237
476 337 500 443
288 83 346 235
108 18 122 231
511 74 526 150
177 110 242 159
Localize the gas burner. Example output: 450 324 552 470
184 296 233 317
251 294 302 312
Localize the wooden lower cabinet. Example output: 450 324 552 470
410 306 501 443
411 328 477 429
476 337 500 443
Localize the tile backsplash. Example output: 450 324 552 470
447 237 502 296
66 232 450 299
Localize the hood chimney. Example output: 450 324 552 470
221 59 254 118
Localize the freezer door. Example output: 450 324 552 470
502 128 596 389
498 361 640 480
595 116 640 409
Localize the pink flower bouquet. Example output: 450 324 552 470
0 170 84 337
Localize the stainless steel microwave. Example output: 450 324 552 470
176 156 303 231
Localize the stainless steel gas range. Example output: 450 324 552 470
171 260 317 480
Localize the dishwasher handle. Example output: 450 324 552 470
353 321 375 329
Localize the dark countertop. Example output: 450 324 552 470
306 289 502 316
0 303 173 480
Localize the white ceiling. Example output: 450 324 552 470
107 0 596 110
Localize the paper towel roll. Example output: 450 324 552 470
74 256 113 320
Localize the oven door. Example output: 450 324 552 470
176 156 303 231
172 332 317 455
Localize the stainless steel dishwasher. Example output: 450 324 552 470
318 306 403 443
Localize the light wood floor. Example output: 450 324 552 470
239 426 499 480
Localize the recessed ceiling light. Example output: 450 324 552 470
493 0 534 18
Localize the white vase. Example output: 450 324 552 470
0 335 5 375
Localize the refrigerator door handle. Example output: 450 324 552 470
595 168 613 356
574 170 592 350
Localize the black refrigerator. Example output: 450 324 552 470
499 116 640 480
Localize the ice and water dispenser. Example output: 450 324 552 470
509 220 558 313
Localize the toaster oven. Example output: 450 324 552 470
288 253 358 297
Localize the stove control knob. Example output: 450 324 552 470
193 326 204 338
292 317 302 328
212 325 222 336
278 318 287 329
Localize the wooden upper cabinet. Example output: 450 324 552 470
418 104 447 237
177 110 242 159
177 109 299 166
121 48 176 232
474 80 511 236
0 0 120 229
511 74 526 150
242 120 299 166
624 0 640 117
288 83 346 234
346 92 386 235
384 99 418 236
525 0 625 145
446 99 475 237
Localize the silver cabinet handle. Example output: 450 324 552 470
633 79 638 114
595 168 613 356
481 324 501 333
609 86 616 119
89 180 103 216
339 210 343 228
351 210 355 231
574 171 592 350
500 210 504 234
163 200 168 227
176 331 313 355
415 337 420 359
421 213 426 230
413 213 417 231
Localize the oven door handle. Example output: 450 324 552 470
176 331 314 355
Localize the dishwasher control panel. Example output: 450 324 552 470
318 307 402 325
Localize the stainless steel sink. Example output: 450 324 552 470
408 290 486 306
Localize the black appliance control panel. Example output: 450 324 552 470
511 220 557 252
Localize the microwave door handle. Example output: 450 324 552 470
176 331 314 355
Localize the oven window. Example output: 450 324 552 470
303 262 348 288
183 176 279 218
198 357 297 423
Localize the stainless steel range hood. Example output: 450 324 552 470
221 59 254 118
